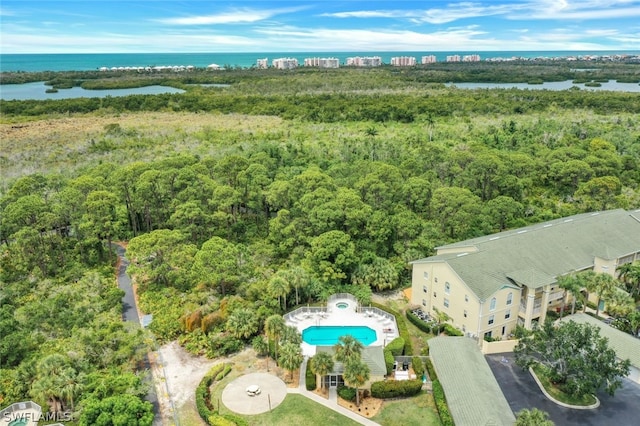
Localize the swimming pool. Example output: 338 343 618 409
302 325 377 346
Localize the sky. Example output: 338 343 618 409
1 1 639 53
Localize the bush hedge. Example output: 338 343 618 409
432 379 454 426
386 337 405 356
371 302 413 355
425 357 437 381
196 364 226 423
383 348 395 375
406 310 435 334
306 360 317 391
412 356 425 377
338 385 356 401
370 379 423 399
443 324 463 336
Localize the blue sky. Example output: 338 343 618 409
1 1 639 53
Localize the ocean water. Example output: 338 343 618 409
1 50 639 72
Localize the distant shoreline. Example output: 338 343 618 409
2 50 639 73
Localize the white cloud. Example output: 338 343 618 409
157 6 308 25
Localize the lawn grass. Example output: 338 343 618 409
209 369 361 426
373 391 442 426
532 364 597 406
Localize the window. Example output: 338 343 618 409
445 282 451 294
422 299 427 306
434 292 437 298
465 294 469 302
444 298 449 308
464 310 468 318
462 325 466 332
435 277 438 283
423 271 429 280
506 292 513 306
484 331 492 339
490 297 497 311
501 326 506 336
505 310 511 320
488 315 495 325
423 285 428 293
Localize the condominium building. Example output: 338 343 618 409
256 58 268 69
346 56 383 67
463 54 481 62
304 57 340 68
446 55 461 62
410 209 640 341
272 57 298 70
390 56 417 66
421 55 437 64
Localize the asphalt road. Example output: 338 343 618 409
486 353 640 426
113 244 160 421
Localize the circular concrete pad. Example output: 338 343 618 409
221 372 288 415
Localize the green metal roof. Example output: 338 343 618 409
429 337 516 426
412 209 640 301
560 313 640 369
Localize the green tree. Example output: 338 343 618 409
268 271 291 311
557 274 583 318
352 256 399 292
279 342 304 381
342 358 370 407
585 272 620 318
515 408 554 426
617 261 640 301
127 229 197 289
80 190 120 261
305 230 357 285
226 308 259 340
264 315 286 361
309 352 335 390
430 186 483 239
79 394 153 426
192 236 243 296
334 334 363 364
514 320 630 398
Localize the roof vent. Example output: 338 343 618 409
564 219 573 223
456 252 469 257
543 224 553 228
489 236 500 241
517 230 527 234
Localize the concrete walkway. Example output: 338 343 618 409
287 358 380 426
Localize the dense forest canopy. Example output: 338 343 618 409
1 64 639 419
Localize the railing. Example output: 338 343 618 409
0 400 42 417
327 293 359 306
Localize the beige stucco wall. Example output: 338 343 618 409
412 261 521 339
481 338 519 354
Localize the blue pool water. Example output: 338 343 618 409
302 326 377 346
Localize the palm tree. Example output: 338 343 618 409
617 262 640 300
226 308 259 340
557 274 582 318
334 335 363 364
279 342 304 381
268 272 290 311
515 408 554 426
264 314 285 362
59 368 83 412
587 273 619 318
310 352 334 390
342 359 370 407
284 266 310 306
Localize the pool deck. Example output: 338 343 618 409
285 298 399 357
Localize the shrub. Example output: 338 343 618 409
384 348 395 375
432 379 454 426
196 364 226 424
370 379 423 399
222 413 248 426
425 357 437 381
412 356 425 377
405 310 432 334
252 335 269 356
305 362 317 391
208 415 236 426
386 337 405 356
371 302 413 355
216 364 232 381
338 385 356 401
443 324 463 336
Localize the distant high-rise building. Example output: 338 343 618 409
421 55 437 64
391 56 416 66
304 57 340 68
463 54 481 62
346 56 382 67
272 57 299 69
446 55 461 62
257 58 268 69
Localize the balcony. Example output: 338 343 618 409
519 302 542 318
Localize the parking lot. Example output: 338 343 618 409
486 353 640 426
